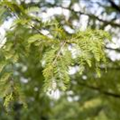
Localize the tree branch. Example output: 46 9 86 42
78 82 120 98
24 2 120 28
46 3 120 28
108 0 120 12
105 46 120 52
78 11 120 27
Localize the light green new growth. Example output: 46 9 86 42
0 0 110 109
42 29 110 91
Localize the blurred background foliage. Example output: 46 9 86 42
0 0 120 120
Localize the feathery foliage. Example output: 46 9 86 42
0 0 110 110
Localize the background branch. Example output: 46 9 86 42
108 0 120 12
78 81 120 98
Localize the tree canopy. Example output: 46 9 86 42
0 0 120 120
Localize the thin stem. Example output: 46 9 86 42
52 41 66 65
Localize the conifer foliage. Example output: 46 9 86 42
0 0 110 109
